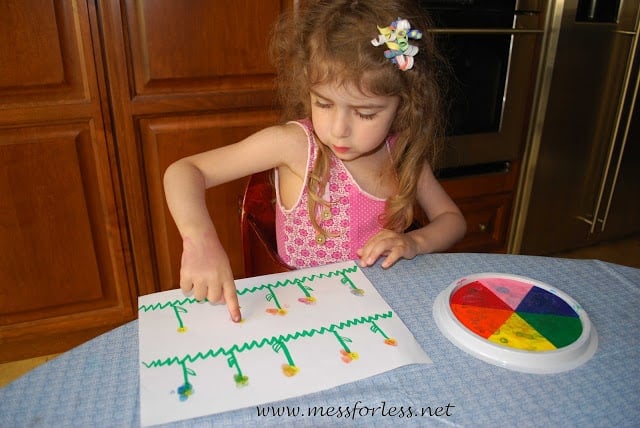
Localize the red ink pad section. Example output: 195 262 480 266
450 303 513 338
450 281 513 311
477 277 533 309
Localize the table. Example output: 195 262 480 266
2 253 639 427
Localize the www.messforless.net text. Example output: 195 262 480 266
256 400 455 419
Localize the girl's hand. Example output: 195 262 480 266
180 233 241 322
357 229 419 269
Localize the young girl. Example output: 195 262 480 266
163 0 467 322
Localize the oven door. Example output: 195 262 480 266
420 1 545 174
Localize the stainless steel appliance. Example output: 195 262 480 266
419 1 546 175
513 0 640 254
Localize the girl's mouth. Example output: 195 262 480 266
332 145 349 154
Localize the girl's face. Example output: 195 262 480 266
310 82 400 162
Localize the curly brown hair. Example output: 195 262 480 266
270 0 449 235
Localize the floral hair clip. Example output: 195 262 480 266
371 18 422 71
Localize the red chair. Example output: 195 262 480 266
240 170 293 277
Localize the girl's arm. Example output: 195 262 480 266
408 164 467 253
358 164 467 268
163 124 306 321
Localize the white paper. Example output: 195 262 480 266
138 261 431 426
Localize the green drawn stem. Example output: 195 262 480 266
339 271 356 290
274 340 296 366
179 361 192 385
173 306 187 330
332 331 351 353
266 286 282 309
227 352 243 378
370 321 389 339
295 279 313 298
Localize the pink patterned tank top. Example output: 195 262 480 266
275 119 390 269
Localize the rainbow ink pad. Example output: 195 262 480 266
433 273 598 374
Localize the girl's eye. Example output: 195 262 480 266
357 112 377 120
314 101 331 109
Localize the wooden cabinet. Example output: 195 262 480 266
1 0 290 361
1 0 520 362
443 162 520 253
0 0 288 362
0 0 134 361
98 0 289 296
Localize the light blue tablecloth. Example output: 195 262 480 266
2 253 639 427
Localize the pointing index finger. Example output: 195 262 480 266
223 280 242 322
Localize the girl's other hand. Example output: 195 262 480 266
180 233 241 322
357 229 418 269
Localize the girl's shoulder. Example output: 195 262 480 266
259 120 311 170
273 120 311 151
262 119 308 138
253 120 309 149
282 119 314 143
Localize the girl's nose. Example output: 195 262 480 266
331 110 351 138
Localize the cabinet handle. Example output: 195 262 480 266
478 223 487 232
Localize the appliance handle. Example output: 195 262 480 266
587 0 597 20
428 29 543 35
582 21 640 233
597 58 640 231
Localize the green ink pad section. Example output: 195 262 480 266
517 312 582 349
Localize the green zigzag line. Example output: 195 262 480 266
138 264 359 312
237 264 358 295
138 297 200 312
142 310 392 368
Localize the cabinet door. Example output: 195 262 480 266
441 162 520 253
99 0 290 295
451 193 513 252
140 110 281 292
0 0 134 361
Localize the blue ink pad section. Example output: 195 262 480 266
516 286 579 317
